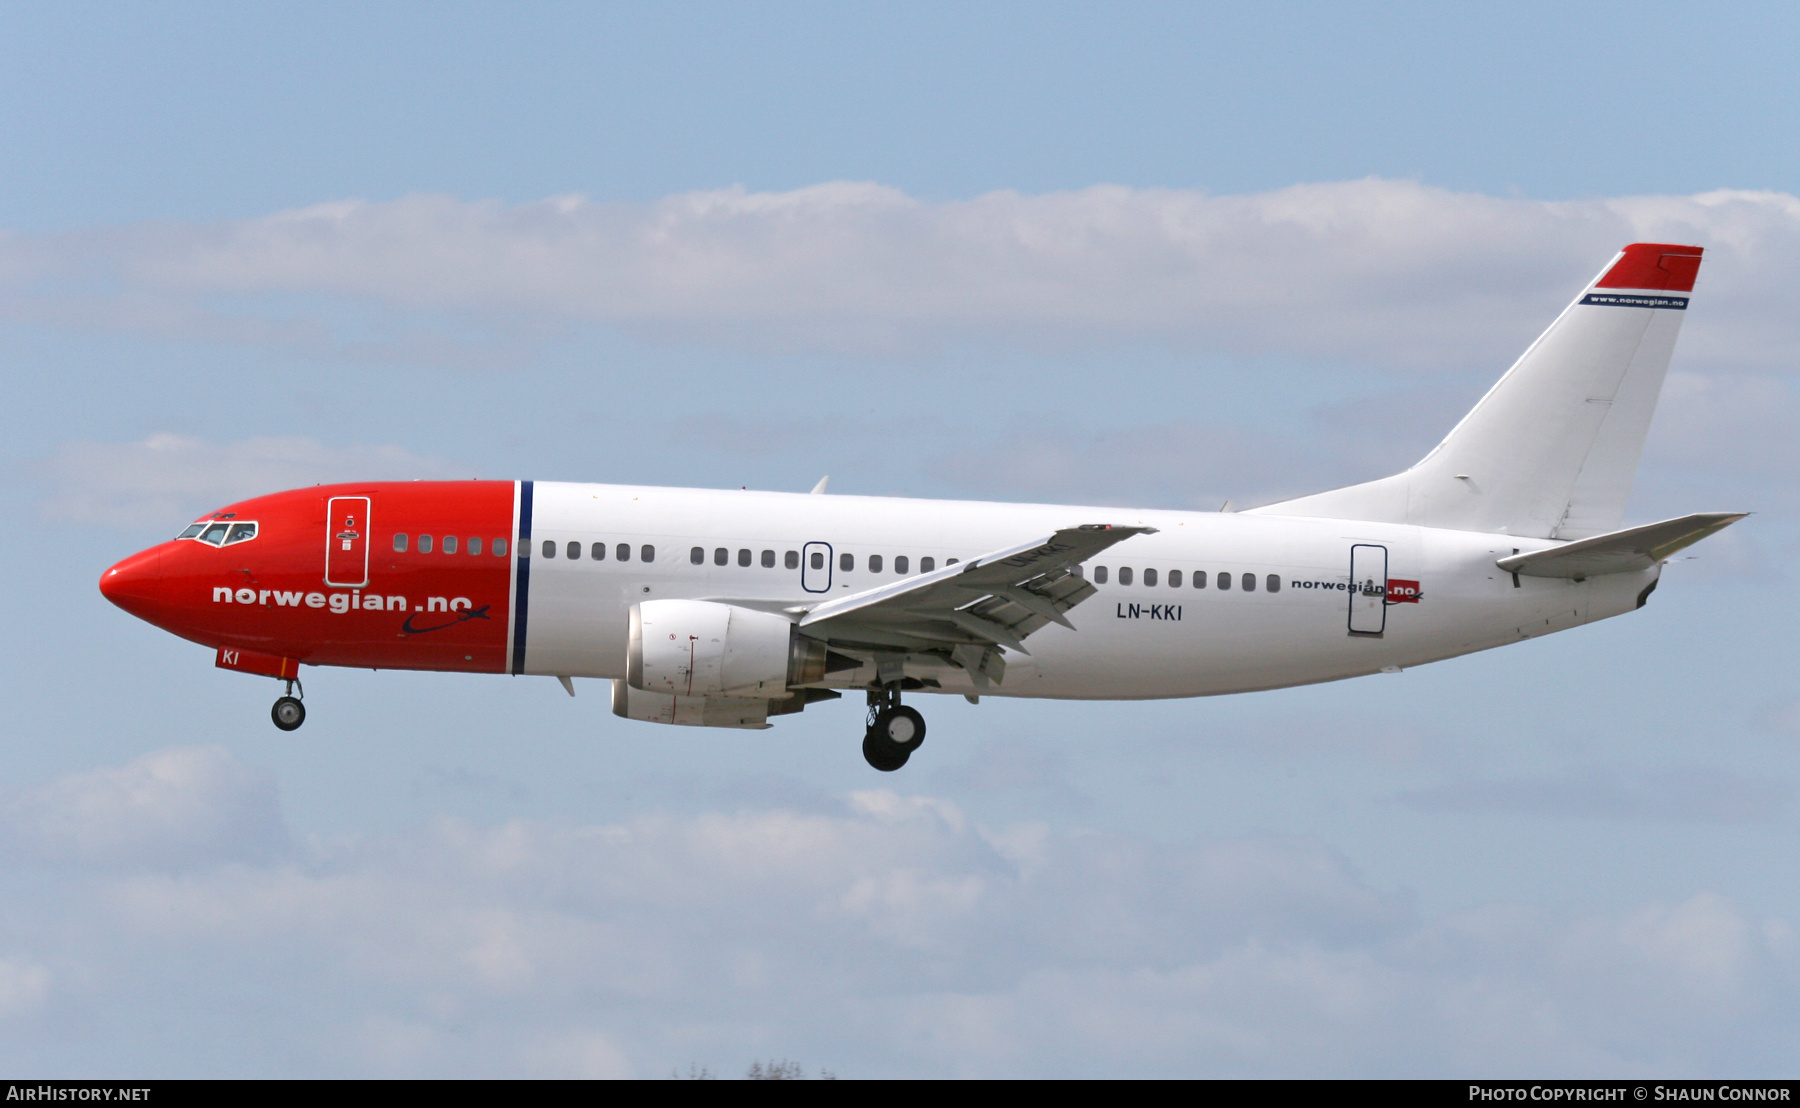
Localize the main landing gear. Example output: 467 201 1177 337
271 677 305 732
862 685 925 772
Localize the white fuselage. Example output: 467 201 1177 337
518 482 1655 699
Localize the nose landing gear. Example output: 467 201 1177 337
862 685 925 771
271 677 305 732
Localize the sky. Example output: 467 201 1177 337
2 0 1799 1077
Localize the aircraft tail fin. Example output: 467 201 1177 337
1250 243 1704 539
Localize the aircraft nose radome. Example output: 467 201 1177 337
99 547 165 616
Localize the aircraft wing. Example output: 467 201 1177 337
1496 512 1748 579
795 524 1154 686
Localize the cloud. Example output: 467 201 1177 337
14 183 1793 535
1637 372 1800 523
916 387 1485 510
0 960 51 1019
3 181 1796 366
1394 766 1792 824
2 746 288 869
39 432 465 529
0 751 1795 1075
928 420 1306 511
517 1029 636 1079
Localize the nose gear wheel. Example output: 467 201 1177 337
271 696 305 731
271 676 305 731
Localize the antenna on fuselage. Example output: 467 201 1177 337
810 476 830 495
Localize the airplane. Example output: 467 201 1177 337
100 242 1743 771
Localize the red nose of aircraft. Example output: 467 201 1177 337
99 546 167 624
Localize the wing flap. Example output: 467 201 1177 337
1496 512 1747 579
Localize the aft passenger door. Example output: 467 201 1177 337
801 541 833 593
325 496 371 587
1348 543 1388 636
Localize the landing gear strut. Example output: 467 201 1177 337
862 684 925 772
271 677 305 732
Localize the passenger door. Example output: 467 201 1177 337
325 496 371 587
1348 543 1388 635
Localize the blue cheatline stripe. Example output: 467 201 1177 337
1580 293 1688 310
511 480 533 675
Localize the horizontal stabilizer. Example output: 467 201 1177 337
1496 512 1747 579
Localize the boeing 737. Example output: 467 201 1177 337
100 243 1742 770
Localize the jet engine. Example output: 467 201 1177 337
626 599 827 698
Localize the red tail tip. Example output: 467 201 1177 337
1594 242 1704 292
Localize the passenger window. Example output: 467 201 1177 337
198 523 229 546
690 546 704 565
786 550 799 569
1120 567 1134 586
810 551 824 570
617 543 631 562
840 553 853 572
393 533 409 552
869 554 883 573
947 558 959 565
178 523 206 540
1242 572 1256 592
1266 574 1281 593
761 549 775 568
640 545 653 562
566 541 579 560
895 555 909 575
738 548 751 567
541 540 554 558
1218 571 1230 590
592 543 606 561
1169 569 1182 588
920 557 935 572
493 539 507 557
443 536 458 554
714 547 728 566
1070 564 1083 579
469 537 482 556
1143 568 1157 587
419 534 434 553
1194 570 1207 589
1094 566 1109 584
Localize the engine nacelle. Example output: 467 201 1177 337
610 680 775 729
609 681 842 730
627 599 824 698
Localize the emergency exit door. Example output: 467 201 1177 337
801 541 833 593
1348 543 1388 635
325 496 371 587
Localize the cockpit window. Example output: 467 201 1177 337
187 520 257 547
